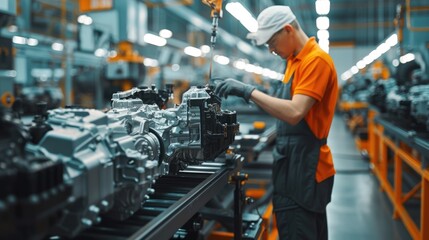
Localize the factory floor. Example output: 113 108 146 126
327 114 411 240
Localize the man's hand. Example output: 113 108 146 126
215 78 256 102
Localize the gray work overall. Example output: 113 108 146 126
272 73 334 214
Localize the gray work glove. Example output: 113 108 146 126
215 78 256 102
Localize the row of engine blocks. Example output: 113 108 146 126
341 78 429 131
0 85 239 239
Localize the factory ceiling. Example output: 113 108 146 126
14 0 409 44
174 0 402 47
4 0 427 61
145 0 418 58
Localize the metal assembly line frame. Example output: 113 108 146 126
368 108 429 240
129 159 243 240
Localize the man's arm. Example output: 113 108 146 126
250 89 316 125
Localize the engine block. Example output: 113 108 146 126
16 85 238 238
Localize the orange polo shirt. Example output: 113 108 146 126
283 37 338 183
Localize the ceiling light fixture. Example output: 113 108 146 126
27 38 38 46
214 55 230 65
356 60 366 69
8 25 17 32
144 58 159 67
200 45 211 54
77 15 93 25
12 36 26 45
399 53 415 64
225 2 258 33
95 48 107 57
184 46 202 57
317 29 330 40
386 34 398 47
143 33 167 46
51 42 64 51
159 29 173 38
316 16 330 30
233 60 246 70
315 0 330 15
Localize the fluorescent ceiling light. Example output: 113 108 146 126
351 66 359 74
356 60 366 69
317 29 329 40
369 49 381 61
268 71 279 79
254 66 263 75
77 15 93 25
233 60 246 70
385 34 398 47
144 33 167 46
363 56 373 65
315 0 330 15
200 45 211 54
159 29 172 38
225 2 258 33
214 55 230 65
399 53 415 64
341 71 352 81
262 68 271 77
245 63 256 73
52 42 64 51
376 43 390 54
144 58 159 67
8 25 17 32
316 16 330 30
184 46 202 57
318 39 329 46
13 36 26 45
27 38 38 46
95 48 107 57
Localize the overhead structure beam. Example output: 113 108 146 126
164 5 270 60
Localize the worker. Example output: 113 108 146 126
215 5 338 240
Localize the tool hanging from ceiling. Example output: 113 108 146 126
202 0 223 81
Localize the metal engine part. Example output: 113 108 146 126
368 79 397 113
18 85 238 238
409 85 429 129
110 85 239 173
385 85 411 117
25 107 160 237
0 107 71 240
19 87 63 115
341 77 373 102
111 84 173 109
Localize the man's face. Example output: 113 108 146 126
265 26 294 59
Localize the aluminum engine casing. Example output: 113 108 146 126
409 85 429 128
21 85 238 238
25 108 158 237
110 86 239 171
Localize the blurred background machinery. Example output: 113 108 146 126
337 1 429 239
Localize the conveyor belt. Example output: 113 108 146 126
73 160 242 240
374 115 429 168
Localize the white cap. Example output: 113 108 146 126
247 6 296 46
